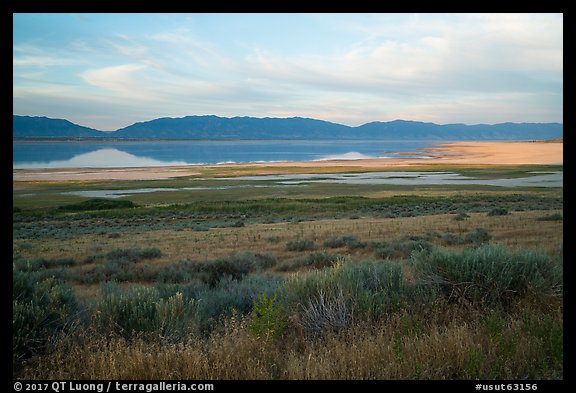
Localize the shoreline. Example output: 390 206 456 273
13 140 563 182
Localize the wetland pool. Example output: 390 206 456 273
51 171 563 198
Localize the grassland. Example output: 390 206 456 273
12 164 563 380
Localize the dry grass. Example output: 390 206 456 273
13 209 562 302
19 300 562 380
13 210 563 299
14 163 563 380
14 209 563 263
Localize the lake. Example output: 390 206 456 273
12 140 438 169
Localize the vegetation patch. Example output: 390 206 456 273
538 213 562 221
57 198 138 212
286 239 316 252
371 238 433 259
323 235 365 249
248 292 287 341
487 207 510 216
11 168 563 379
13 272 78 365
411 244 563 306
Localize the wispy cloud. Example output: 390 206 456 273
81 63 160 100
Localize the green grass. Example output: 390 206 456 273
13 164 562 210
57 198 139 212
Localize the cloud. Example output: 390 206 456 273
241 14 562 96
13 13 563 129
13 43 80 68
81 64 151 96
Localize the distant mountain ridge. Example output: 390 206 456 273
13 116 107 138
13 115 563 141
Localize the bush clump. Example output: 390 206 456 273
454 212 470 221
301 252 341 269
285 260 433 325
286 239 316 252
442 233 466 246
249 292 287 341
538 213 562 221
196 274 285 332
487 207 510 216
201 257 255 287
105 247 162 263
300 289 350 340
57 198 138 212
323 236 365 249
198 251 278 287
411 244 563 306
372 239 433 259
13 272 78 364
465 228 492 245
13 257 76 272
95 282 198 340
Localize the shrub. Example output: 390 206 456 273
249 292 287 341
13 272 78 363
373 239 432 259
323 236 347 248
201 255 255 287
156 262 193 284
300 252 341 269
284 260 431 322
57 198 138 212
93 260 135 282
538 213 562 221
154 279 209 301
410 244 563 306
96 283 160 336
106 247 162 263
465 228 491 245
286 239 316 252
138 248 163 259
196 274 285 333
454 212 470 221
230 220 245 228
246 252 278 270
442 233 466 246
300 289 350 340
95 283 198 340
156 292 199 341
13 257 76 272
323 236 365 249
487 207 509 216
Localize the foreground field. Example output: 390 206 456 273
12 164 563 380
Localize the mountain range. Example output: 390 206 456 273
13 115 563 141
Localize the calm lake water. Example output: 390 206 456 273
12 140 437 169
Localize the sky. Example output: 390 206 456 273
13 13 563 131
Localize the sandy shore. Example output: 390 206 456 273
13 140 563 182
